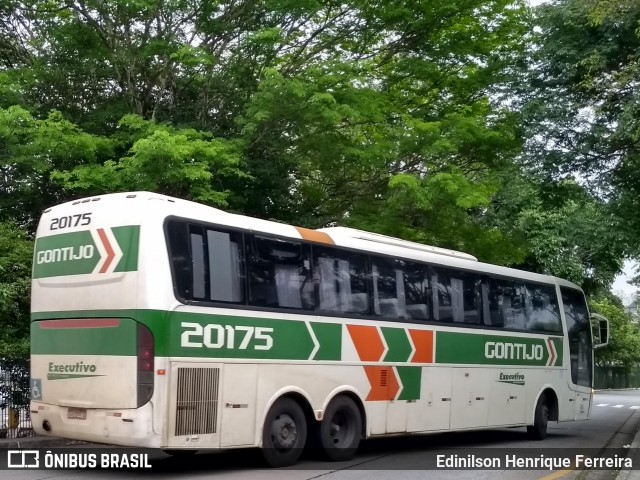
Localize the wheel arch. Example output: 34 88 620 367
532 387 559 423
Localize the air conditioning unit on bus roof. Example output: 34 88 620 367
317 227 478 262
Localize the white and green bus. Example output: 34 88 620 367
30 191 608 466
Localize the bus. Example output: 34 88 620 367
30 191 608 467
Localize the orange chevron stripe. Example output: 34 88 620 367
547 337 556 366
408 329 434 363
97 228 115 273
363 366 400 401
347 325 385 361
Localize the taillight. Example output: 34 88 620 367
137 323 154 407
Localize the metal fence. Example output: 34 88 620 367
0 358 34 438
594 366 640 390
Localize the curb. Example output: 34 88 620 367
596 389 640 392
0 436 83 449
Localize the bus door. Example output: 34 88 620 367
561 287 592 420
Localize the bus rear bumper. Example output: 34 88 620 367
30 401 161 448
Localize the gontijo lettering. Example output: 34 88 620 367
36 245 94 264
32 225 140 278
485 341 544 360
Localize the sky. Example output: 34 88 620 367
612 260 638 305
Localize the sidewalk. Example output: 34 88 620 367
617 417 640 480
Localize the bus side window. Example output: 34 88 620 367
405 262 430 320
487 278 529 329
372 258 405 319
431 267 480 324
167 220 196 300
525 283 561 333
190 230 206 300
561 287 592 387
371 257 429 321
246 236 314 310
206 229 245 303
487 278 505 327
314 248 369 315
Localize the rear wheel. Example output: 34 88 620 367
527 394 549 440
262 397 307 467
320 396 362 461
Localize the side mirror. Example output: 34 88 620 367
591 313 609 348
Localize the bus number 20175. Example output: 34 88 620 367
50 213 92 230
180 322 274 351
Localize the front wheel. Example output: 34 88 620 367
320 395 362 461
262 397 307 467
527 394 549 440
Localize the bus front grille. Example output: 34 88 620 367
175 367 220 436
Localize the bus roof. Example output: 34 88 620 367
44 191 582 291
318 227 478 262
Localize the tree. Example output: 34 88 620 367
0 221 32 359
590 298 640 371
523 0 640 268
55 114 248 207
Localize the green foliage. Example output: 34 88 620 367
55 115 248 206
525 0 640 267
347 170 525 266
0 106 111 229
591 298 640 370
513 183 625 292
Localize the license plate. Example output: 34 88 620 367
67 407 87 420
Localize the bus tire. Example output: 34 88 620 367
320 395 362 461
527 394 549 440
262 397 307 467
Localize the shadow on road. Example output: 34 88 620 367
131 427 572 475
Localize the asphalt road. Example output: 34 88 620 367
4 390 640 480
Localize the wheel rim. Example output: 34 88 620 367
329 409 355 447
270 413 298 451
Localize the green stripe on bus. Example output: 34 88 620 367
381 327 412 362
113 225 140 272
33 231 99 278
435 331 563 366
31 309 563 366
310 322 342 361
32 226 140 278
167 312 317 360
396 366 421 401
31 318 137 356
